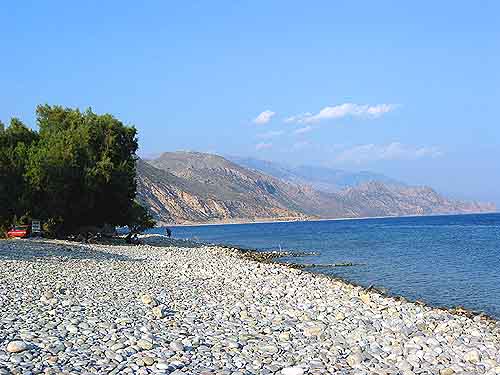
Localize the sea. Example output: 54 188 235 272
151 213 500 319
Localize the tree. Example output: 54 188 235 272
25 105 140 234
1 105 155 237
0 118 39 232
125 201 156 243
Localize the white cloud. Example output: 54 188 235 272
286 103 396 123
253 110 275 125
335 142 443 164
284 112 312 123
257 130 284 139
255 142 273 150
293 125 313 135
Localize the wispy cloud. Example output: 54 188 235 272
255 142 273 150
285 112 312 123
253 110 275 125
257 130 284 139
286 103 397 124
335 142 443 164
293 125 313 135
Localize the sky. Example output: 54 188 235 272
1 1 499 204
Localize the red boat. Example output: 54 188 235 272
7 225 30 238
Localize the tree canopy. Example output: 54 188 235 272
0 105 154 237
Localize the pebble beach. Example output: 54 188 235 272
1 236 499 375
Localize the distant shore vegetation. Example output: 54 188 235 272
0 105 154 238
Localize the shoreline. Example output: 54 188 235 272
155 216 500 322
204 240 500 323
164 210 499 228
1 236 499 374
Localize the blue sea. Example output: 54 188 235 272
151 213 500 319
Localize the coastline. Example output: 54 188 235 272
164 210 499 228
1 236 499 374
206 240 499 323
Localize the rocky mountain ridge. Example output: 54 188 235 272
228 156 403 193
136 152 496 224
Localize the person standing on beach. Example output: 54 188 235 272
166 228 172 238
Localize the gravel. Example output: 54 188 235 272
1 235 499 374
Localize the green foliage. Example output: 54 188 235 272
126 201 156 235
0 105 155 237
41 217 64 238
0 118 39 230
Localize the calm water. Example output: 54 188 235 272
151 213 500 319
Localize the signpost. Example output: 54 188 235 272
31 219 41 237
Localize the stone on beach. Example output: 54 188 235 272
142 356 156 366
347 352 363 368
137 339 153 350
5 341 28 353
278 331 291 341
151 305 166 319
169 340 184 352
440 368 455 375
140 293 155 305
335 311 346 320
463 349 481 363
360 292 371 304
281 367 305 375
0 235 499 375
303 323 324 337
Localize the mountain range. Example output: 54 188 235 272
227 156 404 193
136 151 496 225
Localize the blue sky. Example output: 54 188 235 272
1 1 499 204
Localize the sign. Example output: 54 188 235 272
32 220 41 234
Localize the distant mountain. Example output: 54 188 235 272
136 151 496 225
136 154 311 224
228 156 403 193
334 181 496 217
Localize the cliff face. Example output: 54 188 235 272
136 152 496 224
333 182 497 218
136 158 309 224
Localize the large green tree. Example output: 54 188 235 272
1 105 154 237
0 118 39 230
